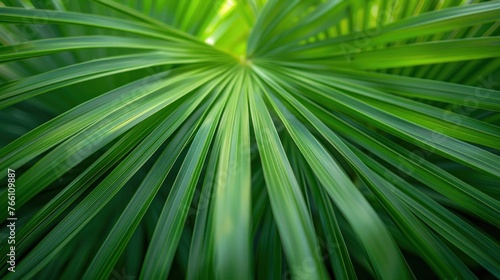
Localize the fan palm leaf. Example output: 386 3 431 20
0 0 499 279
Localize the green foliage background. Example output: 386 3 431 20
0 0 499 279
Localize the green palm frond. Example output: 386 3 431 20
0 0 499 279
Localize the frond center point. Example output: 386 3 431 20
238 55 252 66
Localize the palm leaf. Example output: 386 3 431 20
1 0 499 279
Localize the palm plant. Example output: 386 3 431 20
0 0 499 279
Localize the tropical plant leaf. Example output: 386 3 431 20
1 0 498 279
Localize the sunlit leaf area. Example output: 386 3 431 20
0 0 499 279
